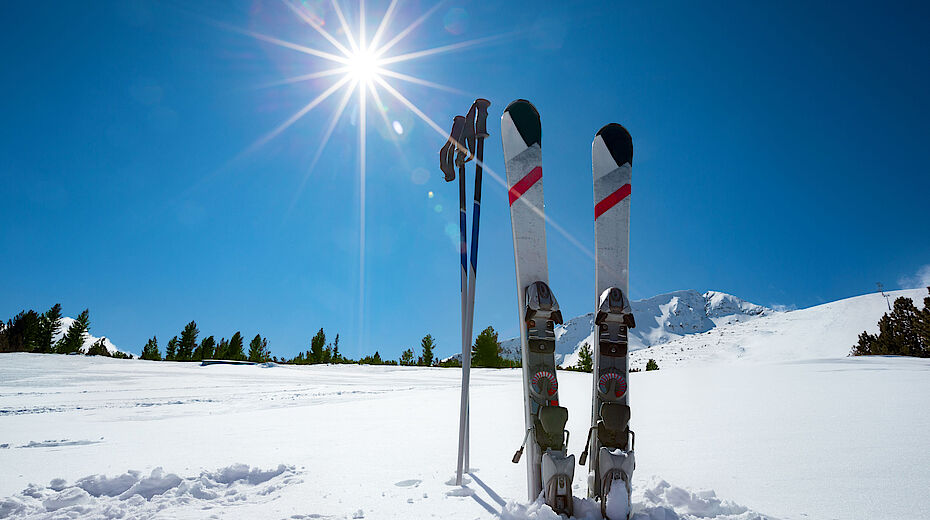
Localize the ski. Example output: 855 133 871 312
579 123 636 519
503 99 574 516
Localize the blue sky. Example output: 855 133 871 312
2 1 929 360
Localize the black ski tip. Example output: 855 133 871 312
504 99 541 148
596 123 633 167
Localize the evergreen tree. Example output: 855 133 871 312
227 332 245 360
86 338 110 356
248 334 269 362
165 336 178 361
575 342 593 373
322 344 333 364
140 336 162 361
36 304 63 353
646 359 659 371
332 334 341 362
57 309 90 354
360 351 383 365
399 348 415 366
851 292 929 357
472 326 501 367
197 336 216 361
214 337 229 360
310 328 326 364
177 321 199 361
1 310 42 353
418 334 436 367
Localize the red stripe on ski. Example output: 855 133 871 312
508 166 542 206
594 183 631 220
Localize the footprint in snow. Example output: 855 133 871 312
393 479 421 488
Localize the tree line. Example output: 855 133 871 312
0 304 129 359
851 287 930 357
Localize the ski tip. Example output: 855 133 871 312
596 123 633 167
503 99 541 148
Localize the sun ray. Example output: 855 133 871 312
245 75 352 157
367 0 399 52
379 33 511 66
373 75 594 259
375 68 468 95
253 67 348 90
283 0 354 57
373 0 446 58
213 19 349 64
359 0 366 49
357 71 368 353
287 80 359 213
331 0 360 53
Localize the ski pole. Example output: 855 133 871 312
462 98 490 473
445 114 470 486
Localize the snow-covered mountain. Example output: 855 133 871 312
629 287 927 370
53 317 128 357
496 290 769 367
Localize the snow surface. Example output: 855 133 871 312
1 288 928 519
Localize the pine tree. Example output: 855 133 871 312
177 321 199 362
575 342 593 373
141 336 161 361
248 334 268 362
214 337 229 360
86 338 110 357
646 359 659 371
227 332 245 361
165 336 178 361
322 344 333 364
332 334 341 363
310 329 326 364
36 304 63 353
418 334 436 367
399 348 415 366
1 310 42 353
851 293 928 357
198 336 216 361
57 309 90 354
472 326 501 368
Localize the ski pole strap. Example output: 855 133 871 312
451 115 468 169
441 116 467 182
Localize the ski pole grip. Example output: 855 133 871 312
512 447 523 463
474 98 491 139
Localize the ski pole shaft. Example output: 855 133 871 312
451 113 469 486
463 99 489 473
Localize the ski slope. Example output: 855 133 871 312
2 347 928 519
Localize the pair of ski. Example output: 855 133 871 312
505 100 636 519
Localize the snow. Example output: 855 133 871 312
630 288 927 369
1 288 929 519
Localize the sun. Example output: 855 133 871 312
347 49 381 82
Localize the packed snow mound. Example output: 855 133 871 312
630 288 927 369
0 464 299 519
52 317 129 357
500 478 770 520
495 290 769 367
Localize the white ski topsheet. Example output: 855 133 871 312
592 131 631 300
502 101 550 501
